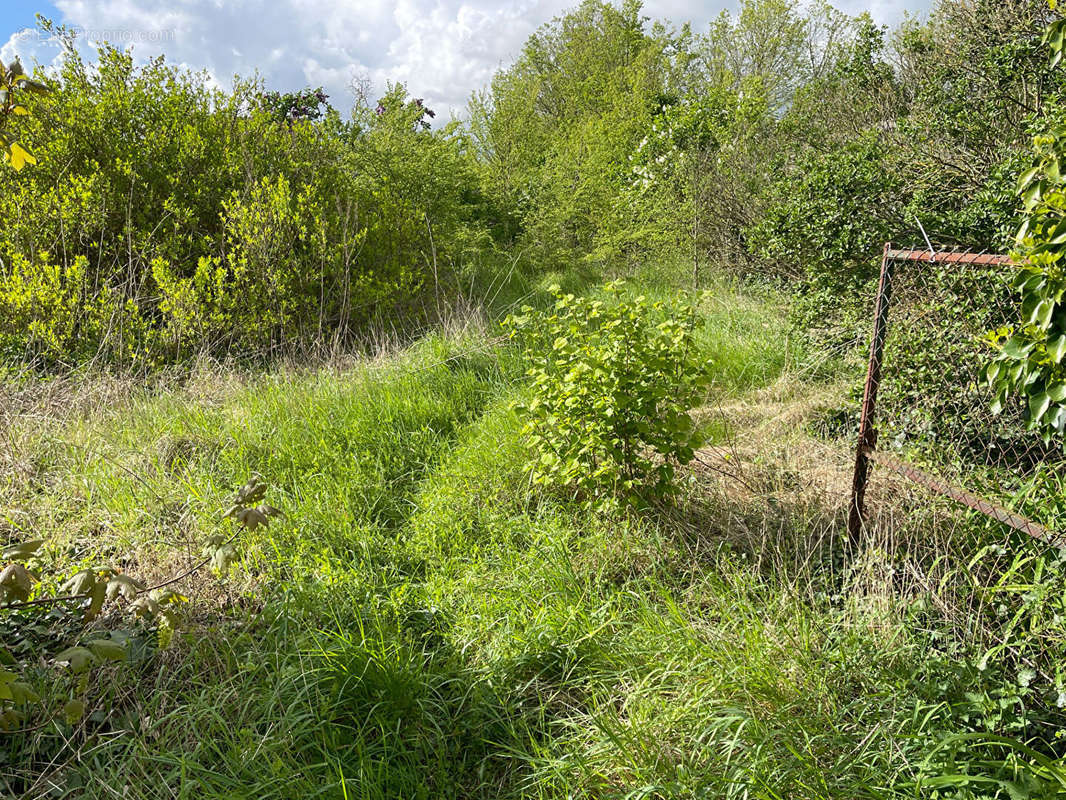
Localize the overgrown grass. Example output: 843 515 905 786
3 280 1065 799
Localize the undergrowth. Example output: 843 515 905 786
2 279 1065 799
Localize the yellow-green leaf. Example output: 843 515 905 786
87 639 126 662
9 681 39 705
5 142 37 171
105 574 143 602
0 563 35 602
63 698 86 725
61 568 95 596
54 647 97 673
84 580 106 621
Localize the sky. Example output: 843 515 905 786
0 0 935 122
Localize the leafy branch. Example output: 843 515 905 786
985 10 1066 441
0 56 48 170
0 474 282 730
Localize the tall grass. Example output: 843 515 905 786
3 280 1063 799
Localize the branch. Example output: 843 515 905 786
1 526 241 612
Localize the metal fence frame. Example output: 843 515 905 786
847 243 1057 547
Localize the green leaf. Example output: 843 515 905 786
1030 299 1055 328
62 699 86 725
129 596 161 619
54 647 97 673
105 574 143 602
1047 217 1066 245
1010 270 1044 292
1053 23 1066 55
61 568 96 596
0 563 35 602
209 544 237 573
1023 180 1045 210
0 672 39 706
84 580 107 622
1002 337 1034 360
1030 391 1051 422
1048 382 1066 402
1049 334 1066 363
8 681 39 706
1051 405 1066 432
0 709 24 730
237 507 268 530
233 475 267 505
2 539 44 561
86 639 127 662
1017 165 1041 193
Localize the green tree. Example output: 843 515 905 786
0 23 496 366
470 0 676 268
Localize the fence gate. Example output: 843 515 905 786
848 243 1065 547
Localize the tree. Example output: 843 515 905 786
469 0 674 267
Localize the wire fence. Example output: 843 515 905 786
849 243 1066 547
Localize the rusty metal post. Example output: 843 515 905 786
848 243 895 547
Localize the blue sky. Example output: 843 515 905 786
0 1 935 120
2 0 52 30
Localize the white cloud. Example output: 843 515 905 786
0 0 932 121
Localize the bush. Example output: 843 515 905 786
0 37 497 367
505 282 711 509
746 133 897 290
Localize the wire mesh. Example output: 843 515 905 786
852 244 1066 545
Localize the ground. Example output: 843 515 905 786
0 275 1040 799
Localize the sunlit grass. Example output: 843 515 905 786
1 277 1005 799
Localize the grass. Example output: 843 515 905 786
3 278 1065 798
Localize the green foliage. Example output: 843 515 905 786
0 31 495 367
258 86 330 127
7 310 1066 797
506 282 711 508
0 0 1048 371
748 133 897 288
473 0 1039 284
3 0 1066 791
0 475 281 732
470 0 677 268
986 12 1066 441
0 55 48 170
615 85 772 274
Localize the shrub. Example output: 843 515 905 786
746 133 897 290
0 475 281 732
0 34 496 367
505 282 711 510
986 13 1066 441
